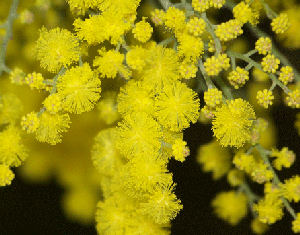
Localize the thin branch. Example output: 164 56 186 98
157 0 172 10
256 144 297 219
200 12 222 55
249 26 300 83
227 51 290 94
225 0 300 83
198 59 216 89
0 0 19 76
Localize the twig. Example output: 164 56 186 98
157 0 172 10
256 144 297 219
200 12 222 55
225 0 300 83
0 0 19 76
227 51 290 94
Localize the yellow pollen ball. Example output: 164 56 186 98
212 99 256 148
133 19 153 43
256 89 274 108
261 54 280 73
255 37 272 55
271 13 290 34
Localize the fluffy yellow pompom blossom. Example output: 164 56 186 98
212 99 256 148
254 196 284 224
0 93 23 125
233 1 254 24
204 54 230 76
281 175 300 202
172 139 190 162
0 164 14 186
197 140 231 180
122 154 172 198
21 112 40 134
204 88 223 108
279 66 294 85
192 0 210 13
9 68 26 85
251 218 269 235
118 80 155 116
140 45 180 90
35 27 80 73
74 13 133 45
57 63 101 114
116 112 162 158
270 147 295 171
187 17 206 37
271 13 290 34
292 213 300 233
163 7 185 33
212 191 248 225
285 88 300 108
35 112 71 145
228 67 249 89
155 81 200 132
133 19 153 43
177 33 204 62
0 125 27 167
255 37 272 55
215 19 243 42
139 184 182 224
93 49 130 79
43 94 62 114
261 54 280 74
91 128 123 176
256 89 274 108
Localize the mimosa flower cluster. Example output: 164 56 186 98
0 0 300 234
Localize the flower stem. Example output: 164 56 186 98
157 0 172 10
198 60 216 89
227 51 290 94
225 0 300 83
255 144 297 219
200 12 222 55
249 26 300 83
0 0 19 76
